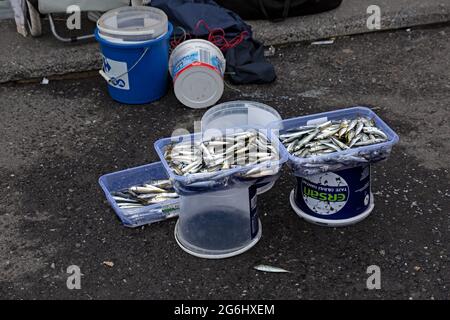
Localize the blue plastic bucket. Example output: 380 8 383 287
95 23 173 104
290 164 374 226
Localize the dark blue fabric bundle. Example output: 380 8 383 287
151 0 276 84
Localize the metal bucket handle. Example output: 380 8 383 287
98 47 149 86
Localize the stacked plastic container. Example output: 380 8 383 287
98 101 286 258
98 103 399 259
269 106 399 226
154 101 287 259
201 101 284 194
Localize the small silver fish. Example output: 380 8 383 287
254 265 290 273
281 129 315 143
346 119 357 133
294 129 319 151
130 185 166 194
113 196 139 203
331 136 349 150
349 134 362 147
355 121 364 136
317 120 332 130
117 203 144 209
147 179 172 189
363 126 388 140
354 138 385 146
315 127 341 140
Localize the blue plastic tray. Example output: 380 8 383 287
98 162 179 228
270 106 399 176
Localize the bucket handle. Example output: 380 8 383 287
99 47 149 86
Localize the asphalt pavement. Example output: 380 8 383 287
0 23 449 299
1 0 450 83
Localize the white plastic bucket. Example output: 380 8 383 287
169 39 226 109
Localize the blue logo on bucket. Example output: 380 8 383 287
103 58 112 72
110 78 126 88
101 55 130 90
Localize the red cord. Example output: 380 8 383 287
170 26 192 49
171 19 248 51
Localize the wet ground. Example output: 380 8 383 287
0 23 449 299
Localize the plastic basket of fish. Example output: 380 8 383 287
270 106 399 176
154 128 288 190
98 162 179 228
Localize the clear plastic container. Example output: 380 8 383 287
154 129 287 258
201 100 282 138
98 162 179 227
269 106 399 176
201 101 283 194
174 182 261 259
97 6 168 43
154 129 287 188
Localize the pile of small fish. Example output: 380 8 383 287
164 131 279 178
280 117 388 158
111 179 178 210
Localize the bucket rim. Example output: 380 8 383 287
174 219 262 259
97 6 168 38
289 189 374 227
201 100 282 133
95 22 173 48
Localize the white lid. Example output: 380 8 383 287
174 66 224 109
97 6 168 42
201 100 282 133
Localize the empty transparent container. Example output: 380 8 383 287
174 181 261 259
